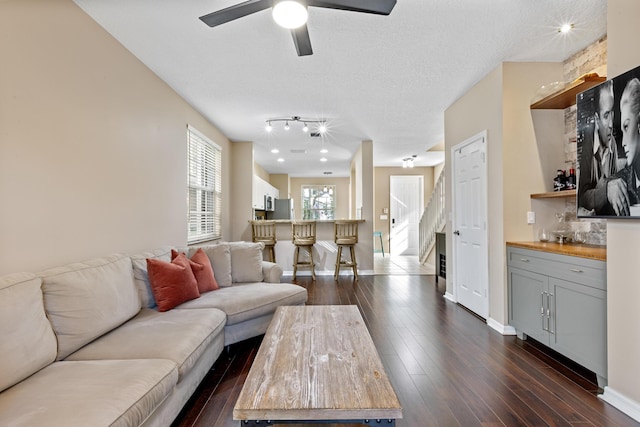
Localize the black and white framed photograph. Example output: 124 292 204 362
577 64 640 218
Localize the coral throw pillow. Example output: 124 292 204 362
171 248 219 293
147 253 200 312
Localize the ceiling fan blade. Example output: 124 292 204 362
199 0 272 27
307 0 396 15
291 25 313 56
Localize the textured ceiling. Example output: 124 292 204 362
73 0 607 177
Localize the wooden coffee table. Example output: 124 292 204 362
233 305 402 426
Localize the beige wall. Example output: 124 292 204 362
0 0 231 275
373 167 435 254
604 0 640 410
289 177 350 220
270 174 290 198
253 163 269 181
444 62 564 326
434 162 445 183
231 142 254 242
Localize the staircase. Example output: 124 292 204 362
419 173 445 264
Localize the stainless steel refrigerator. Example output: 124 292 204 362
267 199 294 220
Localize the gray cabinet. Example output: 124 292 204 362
507 246 607 387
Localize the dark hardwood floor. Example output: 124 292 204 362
172 275 639 427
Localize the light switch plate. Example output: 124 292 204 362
380 214 388 220
527 211 535 224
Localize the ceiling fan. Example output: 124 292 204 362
199 0 397 56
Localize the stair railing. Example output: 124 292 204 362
419 173 445 263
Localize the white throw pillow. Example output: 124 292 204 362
229 241 264 283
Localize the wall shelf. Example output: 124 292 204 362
530 74 606 110
530 189 576 199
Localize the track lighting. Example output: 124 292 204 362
264 116 327 134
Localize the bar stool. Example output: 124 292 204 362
251 220 277 263
334 220 359 280
292 221 316 280
373 231 385 257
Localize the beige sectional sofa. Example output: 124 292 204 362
0 242 307 427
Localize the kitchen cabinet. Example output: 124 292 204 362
253 176 265 210
507 246 607 387
253 176 280 210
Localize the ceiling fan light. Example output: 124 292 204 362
318 123 327 134
265 121 272 132
272 1 308 29
302 123 309 132
284 121 290 131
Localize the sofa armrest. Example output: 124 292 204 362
262 261 283 283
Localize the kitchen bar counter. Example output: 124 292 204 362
250 219 371 276
506 241 606 261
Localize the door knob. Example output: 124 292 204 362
453 230 460 236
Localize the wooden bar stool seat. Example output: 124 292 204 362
292 221 316 280
251 220 277 263
334 220 359 280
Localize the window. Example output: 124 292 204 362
187 125 222 243
301 185 335 220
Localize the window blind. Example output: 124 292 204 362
187 125 222 243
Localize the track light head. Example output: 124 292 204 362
264 116 327 134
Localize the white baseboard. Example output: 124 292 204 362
600 387 640 422
282 270 374 276
443 292 456 302
487 317 517 335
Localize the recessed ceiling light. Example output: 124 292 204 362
277 158 285 162
320 148 328 154
558 23 574 33
271 148 279 154
320 157 327 162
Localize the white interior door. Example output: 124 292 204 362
453 132 488 319
390 176 424 255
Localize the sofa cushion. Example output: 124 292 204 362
0 272 57 393
172 248 219 292
147 253 200 312
228 241 264 283
188 243 233 287
66 308 226 382
0 359 178 427
39 254 140 360
131 246 172 308
176 282 308 325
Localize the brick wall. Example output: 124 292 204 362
562 36 608 245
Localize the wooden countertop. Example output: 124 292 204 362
507 241 606 261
